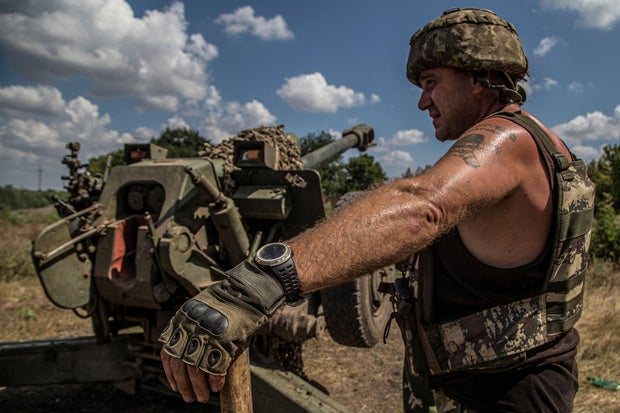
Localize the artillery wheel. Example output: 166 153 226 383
320 192 396 347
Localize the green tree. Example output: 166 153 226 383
345 154 387 191
87 149 124 176
588 143 620 213
601 144 620 211
153 127 210 158
590 194 619 260
414 165 432 176
401 167 414 179
0 185 65 210
300 131 334 157
319 162 349 198
587 143 620 261
399 165 432 180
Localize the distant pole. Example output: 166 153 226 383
38 166 43 191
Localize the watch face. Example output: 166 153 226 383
257 243 290 266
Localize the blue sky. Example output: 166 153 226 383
1 0 619 190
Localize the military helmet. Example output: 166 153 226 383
406 8 529 87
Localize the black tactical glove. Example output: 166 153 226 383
159 260 285 375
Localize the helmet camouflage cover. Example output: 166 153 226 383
407 8 529 86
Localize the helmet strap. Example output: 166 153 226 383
475 71 524 104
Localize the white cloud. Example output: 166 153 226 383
370 130 427 171
571 144 602 160
540 0 620 29
276 72 371 113
376 150 414 167
552 104 620 159
204 86 223 110
167 116 190 130
568 81 584 93
534 36 560 56
186 33 219 61
328 128 342 140
519 76 558 97
0 85 66 117
534 36 559 56
0 85 135 188
543 78 559 90
140 95 180 112
391 129 428 146
200 99 277 143
0 1 218 111
215 6 294 40
0 118 60 156
553 106 620 142
0 85 133 155
133 126 157 141
172 84 276 142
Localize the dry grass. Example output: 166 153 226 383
0 210 93 341
573 259 620 413
0 207 57 281
0 277 92 342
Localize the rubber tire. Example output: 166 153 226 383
320 192 396 348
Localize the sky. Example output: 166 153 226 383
1 0 619 190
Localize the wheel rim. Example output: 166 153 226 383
368 270 385 315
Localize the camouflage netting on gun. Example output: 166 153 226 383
199 124 304 194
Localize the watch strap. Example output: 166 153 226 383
271 259 305 306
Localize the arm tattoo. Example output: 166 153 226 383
448 125 515 168
449 134 486 168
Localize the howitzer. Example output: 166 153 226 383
0 124 395 412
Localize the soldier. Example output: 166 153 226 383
159 8 595 412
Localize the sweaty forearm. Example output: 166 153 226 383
289 179 457 292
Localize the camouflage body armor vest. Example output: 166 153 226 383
404 111 596 376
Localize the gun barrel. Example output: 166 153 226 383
301 124 374 170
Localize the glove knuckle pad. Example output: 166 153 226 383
180 337 230 375
182 298 229 336
163 327 187 357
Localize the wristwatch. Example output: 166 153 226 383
254 242 305 306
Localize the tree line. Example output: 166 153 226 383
0 187 66 211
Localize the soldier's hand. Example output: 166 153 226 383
158 260 285 402
161 349 225 403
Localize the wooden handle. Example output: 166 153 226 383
220 347 253 413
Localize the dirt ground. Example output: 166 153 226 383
303 329 403 412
